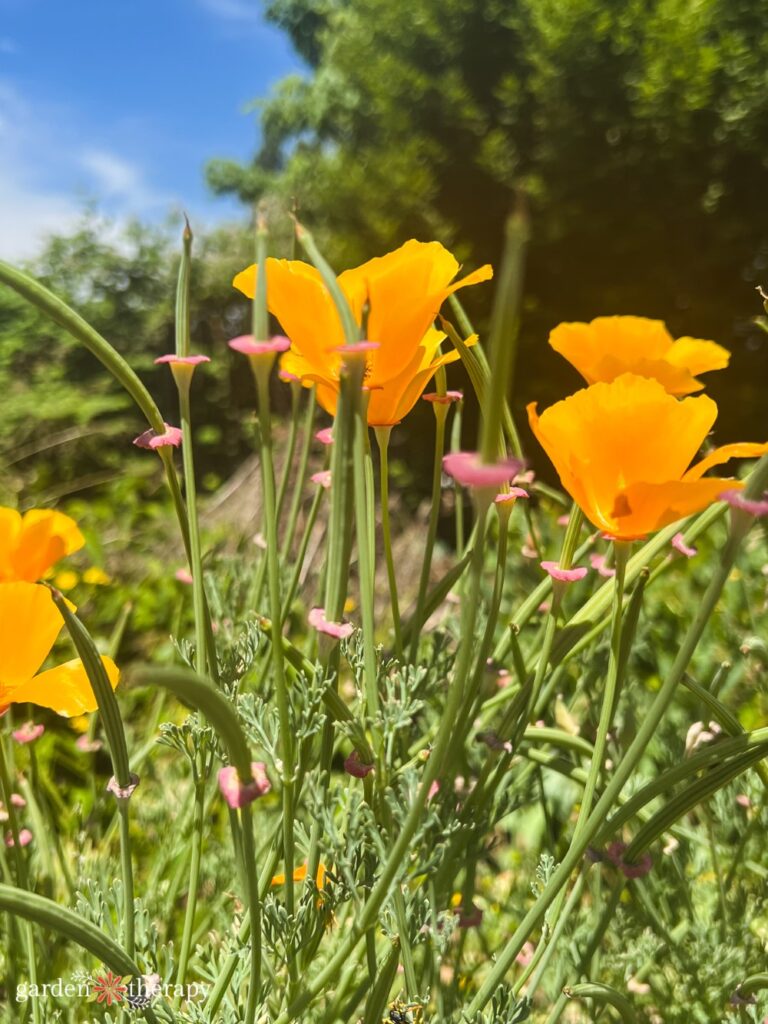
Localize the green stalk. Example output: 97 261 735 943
0 739 41 1024
409 400 448 660
464 460 768 1016
374 427 403 655
273 500 493 1023
450 398 465 556
280 388 317 561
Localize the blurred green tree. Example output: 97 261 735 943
207 0 768 438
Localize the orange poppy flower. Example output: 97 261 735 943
233 240 492 426
271 861 328 889
527 373 768 540
548 316 730 396
0 507 84 583
0 581 119 716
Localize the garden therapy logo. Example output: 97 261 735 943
15 970 209 1008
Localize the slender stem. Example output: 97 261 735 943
280 388 317 561
255 365 296 933
175 773 204 989
409 404 448 659
465 503 759 1016
178 387 206 676
240 803 262 1023
374 427 403 655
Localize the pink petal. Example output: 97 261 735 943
308 606 354 640
154 354 210 366
218 762 271 809
443 451 525 489
10 794 26 808
279 367 301 382
106 773 140 801
315 427 334 446
427 780 440 802
494 487 529 505
5 828 32 848
344 751 375 778
455 903 483 928
311 470 332 489
175 568 194 584
12 722 45 744
719 489 768 517
557 514 570 526
76 735 103 753
671 532 698 558
605 841 652 878
228 334 291 356
589 553 616 578
422 390 464 404
133 423 183 449
541 560 588 583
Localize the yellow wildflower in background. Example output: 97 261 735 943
548 315 730 396
527 373 768 540
233 240 492 426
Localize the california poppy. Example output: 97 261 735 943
548 316 729 396
233 240 492 426
0 581 118 716
0 507 83 583
527 373 768 540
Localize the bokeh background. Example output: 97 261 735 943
2 0 767 507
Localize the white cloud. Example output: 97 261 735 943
0 80 169 262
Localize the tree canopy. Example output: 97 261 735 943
207 0 768 438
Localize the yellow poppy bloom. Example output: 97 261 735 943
548 316 730 396
0 581 119 716
233 240 492 426
527 373 768 540
0 507 84 583
271 862 327 889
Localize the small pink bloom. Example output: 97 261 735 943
311 470 332 489
308 607 354 640
671 532 698 558
427 780 440 802
106 773 140 801
456 903 483 928
5 828 32 848
218 762 271 809
443 451 525 489
605 841 652 878
315 427 334 445
520 542 538 559
422 390 463 405
344 751 375 778
175 568 194 584
736 794 751 809
228 334 291 356
538 601 551 613
516 941 535 967
279 367 301 383
133 423 183 450
719 489 768 517
76 735 103 753
494 487 529 505
557 514 570 526
330 340 380 354
154 353 210 366
496 670 511 689
10 794 26 808
253 532 267 550
12 722 44 744
590 553 616 578
541 561 588 583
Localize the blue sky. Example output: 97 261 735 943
0 0 300 258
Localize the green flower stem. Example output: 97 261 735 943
178 388 206 676
464 461 768 1018
253 361 297 936
273 500 492 1024
0 884 166 1024
450 399 465 556
240 803 263 1023
0 738 41 1024
280 388 317 561
480 204 528 463
392 887 418 997
280 472 326 620
174 768 204 994
409 400 449 660
52 593 136 957
374 427 403 655
517 870 588 997
352 387 381 754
